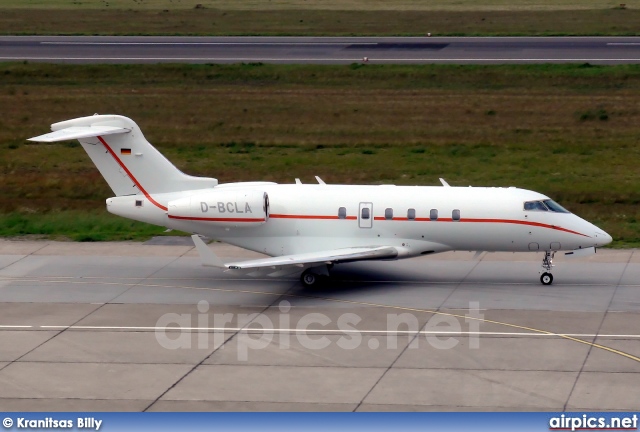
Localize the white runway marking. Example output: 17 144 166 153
1 324 637 338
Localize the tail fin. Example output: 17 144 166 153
28 114 217 196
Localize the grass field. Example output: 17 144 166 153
1 0 639 36
2 1 637 10
1 63 639 244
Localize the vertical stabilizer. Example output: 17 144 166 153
29 114 217 197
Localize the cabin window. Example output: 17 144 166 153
385 208 393 220
135 200 143 207
338 207 347 219
407 208 416 220
430 209 438 221
452 209 461 221
361 207 370 220
523 201 549 211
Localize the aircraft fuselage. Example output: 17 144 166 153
107 183 611 259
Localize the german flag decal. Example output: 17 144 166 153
121 148 132 155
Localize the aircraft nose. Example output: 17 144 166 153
594 230 612 246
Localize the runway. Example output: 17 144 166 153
0 238 638 411
1 36 640 64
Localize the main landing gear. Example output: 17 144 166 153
301 269 321 288
300 265 331 288
540 250 555 285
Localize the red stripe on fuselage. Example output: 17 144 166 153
460 218 590 237
168 215 266 223
276 214 590 238
270 214 358 220
97 136 168 211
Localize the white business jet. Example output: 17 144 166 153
29 115 612 287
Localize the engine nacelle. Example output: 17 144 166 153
168 190 269 228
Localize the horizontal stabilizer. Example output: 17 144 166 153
28 126 130 142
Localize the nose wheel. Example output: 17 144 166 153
540 251 555 285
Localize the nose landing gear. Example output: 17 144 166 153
540 250 555 285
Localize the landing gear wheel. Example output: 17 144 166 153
301 270 320 288
540 272 553 285
539 250 555 285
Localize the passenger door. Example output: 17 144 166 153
359 202 373 229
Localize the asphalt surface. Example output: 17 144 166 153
1 36 640 64
0 239 638 411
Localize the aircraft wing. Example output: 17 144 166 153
191 235 398 270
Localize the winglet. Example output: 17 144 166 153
191 235 224 268
439 178 450 187
315 176 326 185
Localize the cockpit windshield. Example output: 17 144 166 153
524 201 548 211
523 199 570 213
542 199 570 213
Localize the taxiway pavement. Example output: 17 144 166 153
0 238 638 411
1 36 640 64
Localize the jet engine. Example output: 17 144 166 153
168 190 269 228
